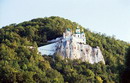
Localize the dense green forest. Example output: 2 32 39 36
0 16 130 83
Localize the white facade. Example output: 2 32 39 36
63 27 86 44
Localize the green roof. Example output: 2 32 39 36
76 28 80 29
75 32 80 34
66 28 71 31
81 32 84 34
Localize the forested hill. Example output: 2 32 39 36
0 16 129 83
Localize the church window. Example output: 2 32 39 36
86 49 88 52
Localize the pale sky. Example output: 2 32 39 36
0 0 130 42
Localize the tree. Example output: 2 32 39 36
121 46 130 83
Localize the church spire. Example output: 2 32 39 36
76 26 80 34
81 28 84 33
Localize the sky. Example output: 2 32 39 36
0 0 130 42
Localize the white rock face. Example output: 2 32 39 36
56 36 105 64
38 28 105 64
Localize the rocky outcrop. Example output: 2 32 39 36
56 36 105 64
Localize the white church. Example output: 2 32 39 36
38 27 105 64
63 27 86 44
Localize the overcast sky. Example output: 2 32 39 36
0 0 130 42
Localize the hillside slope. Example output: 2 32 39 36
0 16 129 83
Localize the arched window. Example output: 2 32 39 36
74 34 75 37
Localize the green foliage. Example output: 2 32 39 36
96 76 103 83
120 46 130 83
0 16 129 83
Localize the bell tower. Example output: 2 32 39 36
75 27 80 38
81 29 86 44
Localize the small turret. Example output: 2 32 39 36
81 29 86 44
81 28 84 33
81 29 85 37
63 28 72 38
75 27 80 38
76 27 80 34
